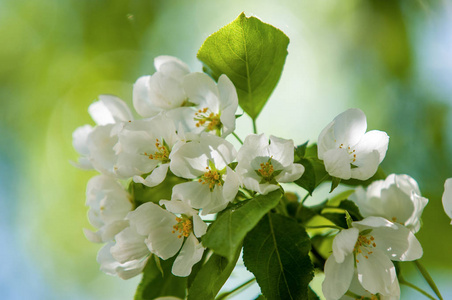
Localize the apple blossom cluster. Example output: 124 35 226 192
72 55 307 279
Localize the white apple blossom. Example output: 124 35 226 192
351 174 428 233
318 108 389 181
442 178 452 224
236 134 304 195
170 133 240 215
83 175 133 243
133 56 190 118
114 114 182 187
322 217 423 300
72 95 134 176
125 200 207 277
176 72 239 137
98 226 149 280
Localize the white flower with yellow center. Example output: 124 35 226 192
133 56 190 118
442 178 452 224
170 133 240 215
318 108 389 180
322 217 423 300
72 95 134 176
125 200 207 277
351 174 428 233
236 134 304 195
83 175 133 243
168 73 238 138
114 114 182 187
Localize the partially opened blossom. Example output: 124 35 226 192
98 226 149 280
124 200 207 277
133 56 190 118
236 134 304 195
72 95 134 176
170 133 240 215
442 178 452 224
114 114 182 187
351 174 428 233
83 175 133 243
318 108 389 180
322 217 423 300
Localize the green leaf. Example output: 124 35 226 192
135 256 187 300
243 213 314 300
202 190 282 261
338 200 363 221
129 171 186 207
320 212 347 229
187 249 241 300
330 177 341 193
308 287 320 300
197 12 289 119
294 144 329 195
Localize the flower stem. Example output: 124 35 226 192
252 118 258 134
399 277 436 300
413 260 443 300
215 278 256 300
295 193 310 219
232 132 243 144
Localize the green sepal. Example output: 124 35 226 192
330 177 341 193
345 211 354 228
294 143 329 195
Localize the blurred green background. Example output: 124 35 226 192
1 0 451 299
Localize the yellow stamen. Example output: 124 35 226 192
194 107 222 133
172 216 193 238
144 138 170 163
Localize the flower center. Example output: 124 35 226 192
144 138 170 163
199 166 223 189
354 234 376 263
258 158 275 180
339 143 357 164
194 107 222 134
172 216 193 239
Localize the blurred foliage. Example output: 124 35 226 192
1 0 451 299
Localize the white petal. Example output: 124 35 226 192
83 228 102 243
332 228 359 263
322 254 355 300
323 148 352 179
276 163 305 183
110 227 150 264
171 234 205 277
442 178 452 223
318 121 336 160
350 150 380 180
72 124 93 156
133 76 162 117
201 186 230 215
128 202 176 236
222 167 240 202
356 249 398 296
268 135 295 167
134 163 170 187
97 242 147 280
333 108 367 147
172 181 211 210
89 95 133 125
154 55 190 79
192 214 208 238
354 130 389 163
183 72 220 111
218 74 238 137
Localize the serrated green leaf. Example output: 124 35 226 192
202 190 282 261
294 141 309 160
243 213 314 300
129 171 186 207
134 256 186 300
197 12 289 119
187 249 241 300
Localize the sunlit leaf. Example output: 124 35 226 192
197 12 289 119
243 213 313 300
